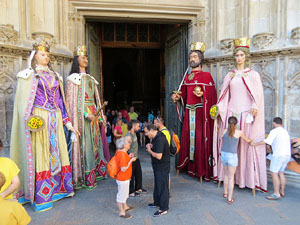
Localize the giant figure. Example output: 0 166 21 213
10 41 78 212
172 42 217 181
66 45 109 189
212 37 267 194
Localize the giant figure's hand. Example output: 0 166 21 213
250 108 258 117
70 127 81 137
171 93 181 102
87 114 96 121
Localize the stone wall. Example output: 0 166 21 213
203 0 300 137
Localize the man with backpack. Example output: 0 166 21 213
154 116 178 197
154 116 180 156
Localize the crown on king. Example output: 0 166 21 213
190 42 206 53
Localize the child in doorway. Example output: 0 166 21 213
221 116 252 204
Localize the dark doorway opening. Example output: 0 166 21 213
102 48 161 116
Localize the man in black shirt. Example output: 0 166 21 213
144 123 170 217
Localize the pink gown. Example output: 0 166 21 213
213 68 267 192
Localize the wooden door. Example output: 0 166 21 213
86 23 102 99
165 24 189 133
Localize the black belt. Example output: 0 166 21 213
186 103 203 110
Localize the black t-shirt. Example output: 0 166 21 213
151 131 170 169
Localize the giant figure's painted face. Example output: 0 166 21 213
35 51 50 67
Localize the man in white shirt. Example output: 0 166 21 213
254 117 291 200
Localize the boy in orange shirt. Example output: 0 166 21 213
115 136 136 219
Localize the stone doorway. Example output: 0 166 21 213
86 21 190 131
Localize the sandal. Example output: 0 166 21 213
223 193 228 198
120 213 132 219
227 198 235 205
266 194 281 200
125 206 134 212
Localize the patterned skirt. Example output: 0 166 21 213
19 107 74 212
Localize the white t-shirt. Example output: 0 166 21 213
264 126 291 157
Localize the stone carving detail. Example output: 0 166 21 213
32 32 55 45
0 56 15 94
259 60 275 90
288 59 300 89
252 32 275 49
220 38 234 53
291 27 300 45
0 24 18 44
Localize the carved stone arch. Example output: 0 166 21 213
260 71 275 90
0 72 15 94
288 71 300 89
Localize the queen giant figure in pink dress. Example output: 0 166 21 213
212 37 267 195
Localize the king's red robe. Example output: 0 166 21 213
177 70 217 180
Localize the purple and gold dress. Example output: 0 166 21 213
11 65 74 212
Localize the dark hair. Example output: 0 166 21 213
189 50 204 66
69 56 88 75
154 116 164 124
228 116 238 139
273 117 283 125
128 120 140 130
145 123 157 131
0 139 2 148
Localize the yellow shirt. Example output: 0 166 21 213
128 112 138 120
160 126 171 146
121 123 128 137
0 196 31 225
0 157 20 199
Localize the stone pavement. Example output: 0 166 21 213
25 147 300 225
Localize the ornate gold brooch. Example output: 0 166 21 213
188 73 195 81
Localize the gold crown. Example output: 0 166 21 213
33 41 50 52
190 42 206 53
234 37 251 48
74 45 88 56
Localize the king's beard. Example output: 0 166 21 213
190 61 201 68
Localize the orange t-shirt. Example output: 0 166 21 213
115 151 132 181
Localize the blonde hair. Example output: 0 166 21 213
233 47 250 68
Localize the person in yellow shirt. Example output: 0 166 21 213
128 106 138 121
0 140 21 199
0 171 31 225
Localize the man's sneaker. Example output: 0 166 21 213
136 188 148 194
153 210 168 217
129 192 141 197
148 203 159 208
